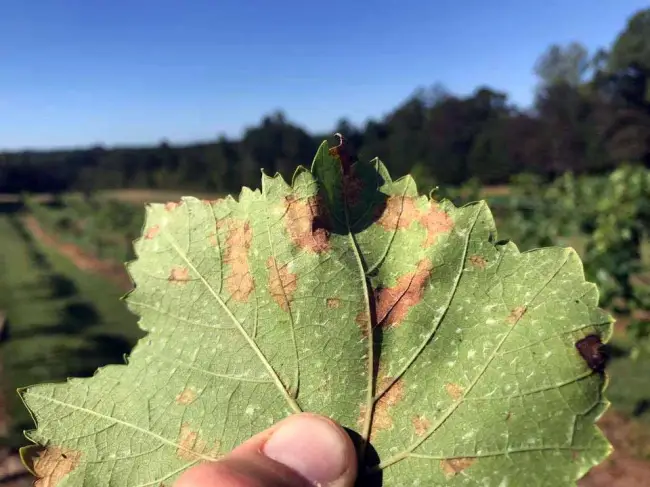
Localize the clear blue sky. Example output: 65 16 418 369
0 0 647 150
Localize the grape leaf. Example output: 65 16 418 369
19 138 613 486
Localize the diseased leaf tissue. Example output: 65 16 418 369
19 136 613 486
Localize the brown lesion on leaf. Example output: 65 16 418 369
355 309 370 338
359 378 405 441
412 415 431 437
326 298 341 309
201 198 224 205
284 195 331 253
267 257 298 312
164 201 182 212
34 446 82 487
176 387 197 405
377 196 420 230
223 219 255 302
169 266 191 284
506 305 527 324
145 225 160 240
419 201 454 247
440 457 476 478
469 255 487 269
376 197 454 248
375 259 433 328
445 383 464 401
505 411 512 421
177 423 221 461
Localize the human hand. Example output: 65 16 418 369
175 413 358 487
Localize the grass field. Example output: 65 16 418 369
0 204 142 448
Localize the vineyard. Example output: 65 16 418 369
1 165 650 485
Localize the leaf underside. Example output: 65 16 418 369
20 141 613 486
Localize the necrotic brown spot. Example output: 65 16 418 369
355 309 370 338
506 305 527 324
412 415 431 436
575 335 607 373
164 201 181 212
375 259 433 328
145 225 160 240
445 383 464 401
284 195 330 253
326 298 341 308
469 255 487 269
177 424 221 461
202 198 224 205
419 202 454 247
267 257 298 311
440 458 476 477
223 219 255 302
176 388 197 405
359 378 405 440
377 196 419 230
34 446 82 487
169 266 190 284
376 197 454 248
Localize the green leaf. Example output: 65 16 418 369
19 140 613 486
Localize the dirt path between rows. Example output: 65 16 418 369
23 216 132 291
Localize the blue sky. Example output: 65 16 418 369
0 0 647 150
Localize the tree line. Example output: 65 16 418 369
1 8 649 195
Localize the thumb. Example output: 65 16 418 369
175 413 358 487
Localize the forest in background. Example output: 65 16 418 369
1 8 649 195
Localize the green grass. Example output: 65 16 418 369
0 209 142 448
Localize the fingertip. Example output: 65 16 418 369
175 414 358 487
